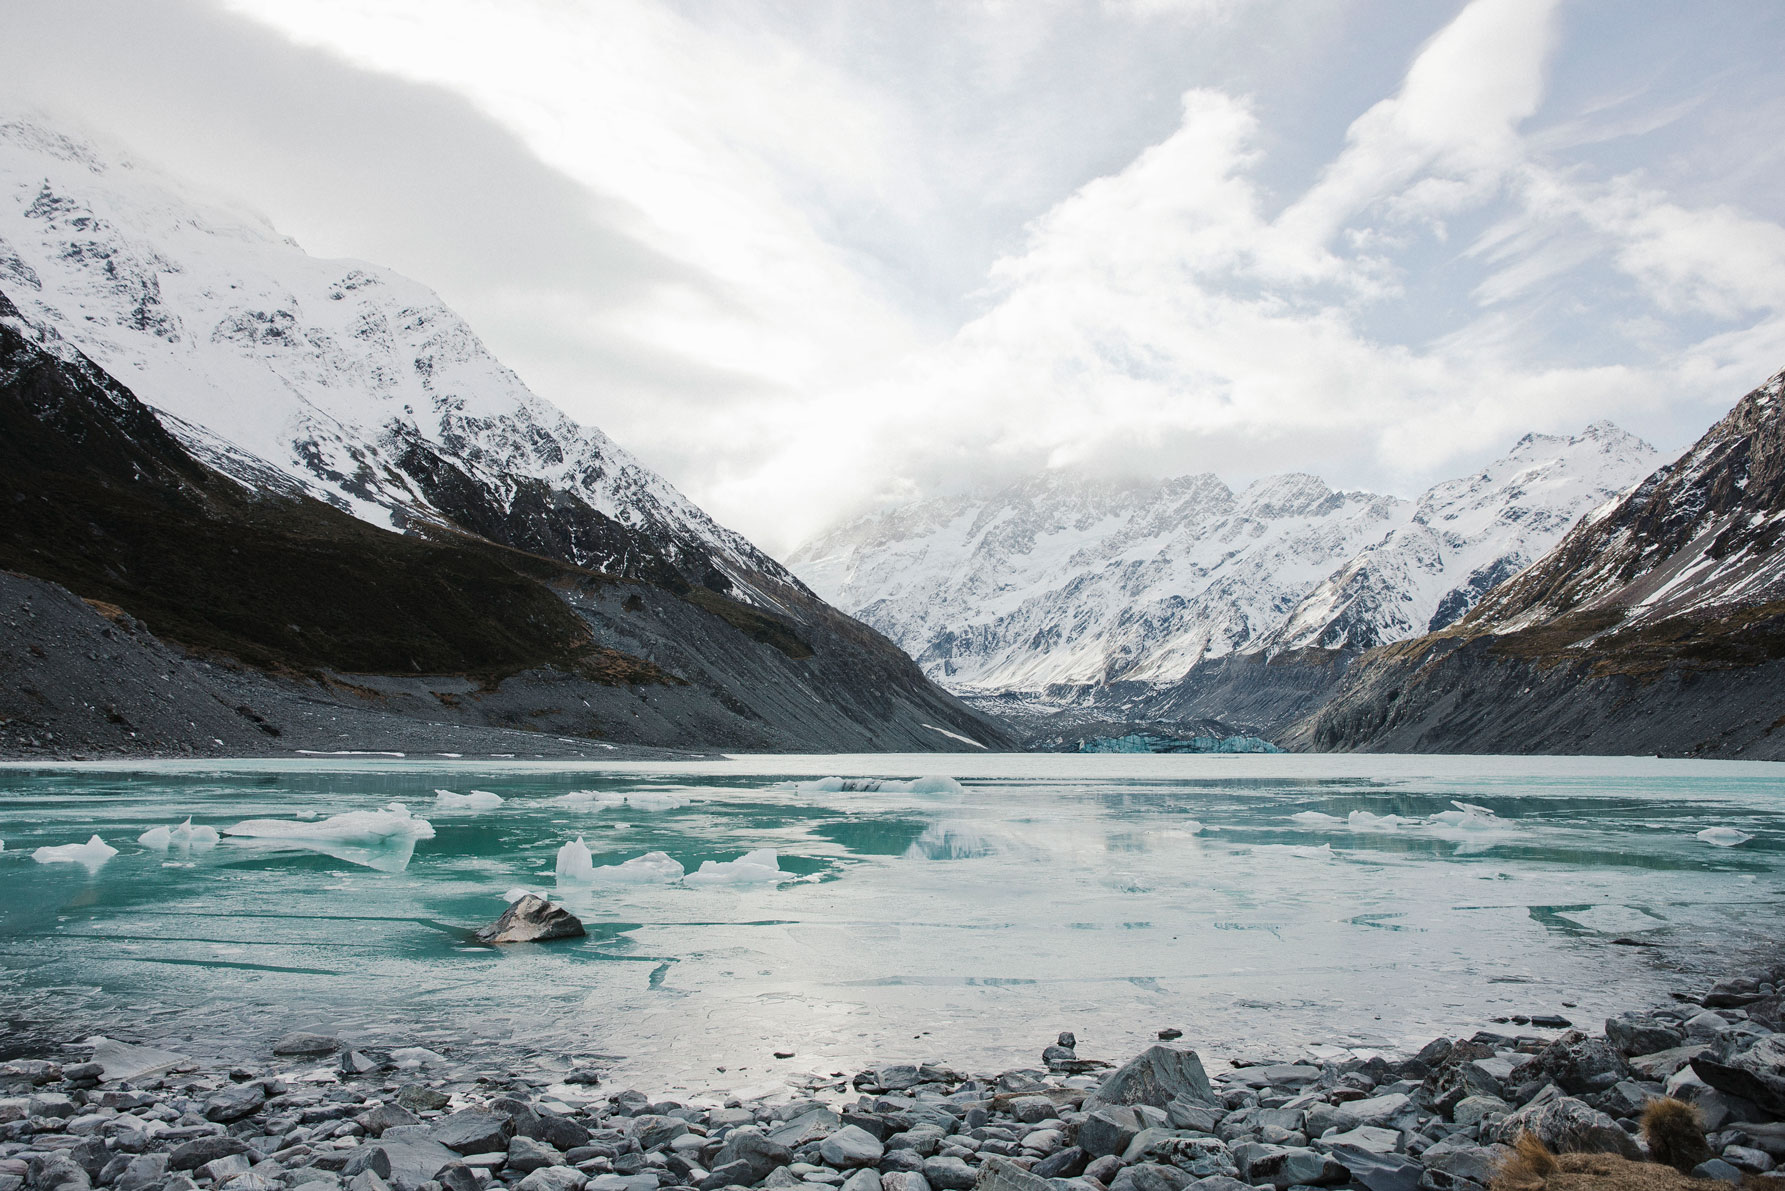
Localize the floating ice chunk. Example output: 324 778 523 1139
1427 801 1510 854
435 788 504 810
223 803 434 872
684 848 786 886
796 776 965 795
33 835 118 868
587 851 685 884
556 836 595 883
1258 843 1333 860
1346 811 1406 832
905 821 998 860
138 818 220 851
1697 827 1755 847
1291 811 1342 827
1183 820 1205 835
624 792 690 811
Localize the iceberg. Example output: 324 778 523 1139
590 851 686 884
1697 826 1755 847
138 818 220 850
33 834 118 868
556 835 596 883
435 788 504 810
1346 811 1406 832
684 848 786 886
554 790 626 807
223 802 435 872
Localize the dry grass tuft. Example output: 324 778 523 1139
1642 1097 1713 1173
1489 1128 1745 1191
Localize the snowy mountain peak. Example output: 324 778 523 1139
794 425 1661 694
0 115 801 604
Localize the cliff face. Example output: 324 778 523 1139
1293 371 1785 759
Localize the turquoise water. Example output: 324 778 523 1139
0 753 1780 1099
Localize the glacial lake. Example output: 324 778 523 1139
1 753 1780 1100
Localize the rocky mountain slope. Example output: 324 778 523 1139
0 117 1007 755
1295 369 1785 759
792 429 1657 716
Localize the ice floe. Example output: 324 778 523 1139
904 821 999 860
223 802 434 871
435 788 504 810
796 776 965 795
556 836 596 882
138 818 220 850
592 852 686 884
33 835 118 867
684 848 786 886
1697 826 1755 847
1346 810 1407 832
1258 843 1334 860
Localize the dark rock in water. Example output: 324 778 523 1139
475 896 586 945
1157 1028 1182 1041
1691 1034 1785 1116
1095 1046 1218 1108
563 1067 602 1086
273 1032 343 1057
1057 1032 1077 1049
1042 1044 1078 1070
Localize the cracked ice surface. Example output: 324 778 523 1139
0 753 1780 1098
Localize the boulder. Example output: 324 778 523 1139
972 1158 1052 1191
1417 1140 1510 1191
1691 1034 1785 1116
432 1111 511 1155
515 1170 586 1191
273 1033 343 1058
1076 1107 1143 1157
473 896 586 945
1030 1148 1085 1179
1506 1031 1627 1097
712 1127 792 1182
767 1108 840 1149
349 1139 459 1191
882 1175 931 1191
1095 1048 1217 1109
1106 1164 1193 1191
28 1157 91 1191
1605 1015 1686 1058
170 1139 252 1172
820 1126 884 1168
1325 1144 1419 1191
505 1138 562 1175
358 1103 421 1137
1330 1092 1408 1130
920 1157 976 1191
1488 1096 1641 1160
1230 1144 1346 1189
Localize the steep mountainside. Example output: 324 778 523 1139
1296 370 1785 758
0 289 1009 755
1262 424 1658 652
793 429 1656 714
0 116 1008 755
793 471 1410 691
0 116 788 603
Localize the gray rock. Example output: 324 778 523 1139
1506 1032 1627 1097
821 1127 884 1169
881 1173 931 1191
1327 1143 1419 1191
348 1173 392 1191
1686 1011 1733 1041
1487 1097 1639 1160
767 1110 841 1150
1691 1034 1785 1116
1081 1158 1123 1187
1229 1144 1345 1190
1604 1015 1685 1058
713 1127 792 1182
434 1165 479 1191
1450 1096 1508 1129
1106 1164 1193 1191
515 1169 588 1191
1330 1093 1408 1131
1692 1158 1743 1184
841 1170 882 1191
1096 1049 1217 1109
1029 1150 1084 1181
506 1137 563 1175
28 1156 90 1191
629 1115 691 1153
1315 1126 1398 1155
201 1155 254 1183
170 1140 252 1173
357 1104 421 1138
1007 1099 1055 1126
584 1177 656 1191
860 1066 922 1093
697 1159 754 1190
1628 1045 1710 1082
1076 1108 1142 1158
1163 1101 1220 1135
273 1033 343 1058
1723 1144 1776 1173
1149 1139 1236 1180
1184 1180 1249 1191
432 1112 511 1155
473 896 586 945
113 1154 168 1191
351 1138 460 1191
919 1157 975 1191
971 1158 1051 1191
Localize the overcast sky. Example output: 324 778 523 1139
4 0 1784 554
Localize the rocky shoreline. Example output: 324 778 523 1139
6 965 1785 1191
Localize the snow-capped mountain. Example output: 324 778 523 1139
0 116 793 605
1469 371 1785 633
792 428 1658 696
791 471 1412 691
1262 423 1659 653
